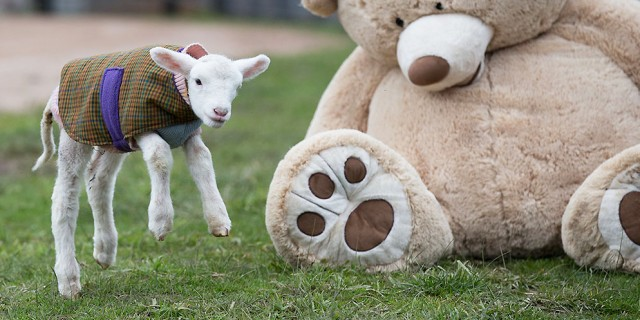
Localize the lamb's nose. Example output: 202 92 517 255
214 108 228 117
408 55 450 86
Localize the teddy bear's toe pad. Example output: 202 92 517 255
618 192 640 245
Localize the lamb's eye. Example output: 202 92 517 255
435 2 444 10
195 79 202 86
395 17 405 28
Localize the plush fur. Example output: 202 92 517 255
269 0 640 270
266 129 454 271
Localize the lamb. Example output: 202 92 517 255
32 43 270 298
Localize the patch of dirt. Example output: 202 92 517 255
0 14 348 113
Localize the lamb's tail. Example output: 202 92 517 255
32 90 58 171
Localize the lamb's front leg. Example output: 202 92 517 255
183 134 231 236
137 133 174 241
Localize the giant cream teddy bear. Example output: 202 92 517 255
266 0 640 272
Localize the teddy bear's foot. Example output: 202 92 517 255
563 144 640 273
266 129 453 271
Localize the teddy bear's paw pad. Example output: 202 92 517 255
286 146 413 267
302 157 394 251
598 164 640 261
618 192 640 245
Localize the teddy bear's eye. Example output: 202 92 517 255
395 17 405 28
435 2 445 10
195 79 202 86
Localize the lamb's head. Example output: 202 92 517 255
150 44 270 128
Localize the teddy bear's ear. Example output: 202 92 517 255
301 0 337 18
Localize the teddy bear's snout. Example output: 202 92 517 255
408 55 450 86
397 14 493 91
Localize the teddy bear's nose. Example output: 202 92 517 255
408 55 450 86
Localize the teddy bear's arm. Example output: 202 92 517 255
551 0 640 89
306 47 392 137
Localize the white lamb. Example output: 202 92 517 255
32 43 270 298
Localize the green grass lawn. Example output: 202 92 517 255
1 29 640 319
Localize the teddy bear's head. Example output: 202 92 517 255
303 0 567 91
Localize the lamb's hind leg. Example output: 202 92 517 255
136 133 174 240
52 130 92 298
85 149 127 269
183 133 231 236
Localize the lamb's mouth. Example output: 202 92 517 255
210 117 226 128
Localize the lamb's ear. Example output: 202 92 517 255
184 43 209 59
150 47 197 76
234 54 271 81
301 0 337 17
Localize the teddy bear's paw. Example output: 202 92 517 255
266 129 453 271
595 164 640 264
563 145 640 273
287 145 413 268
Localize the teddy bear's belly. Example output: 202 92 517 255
366 35 640 258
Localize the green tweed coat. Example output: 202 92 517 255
58 45 200 148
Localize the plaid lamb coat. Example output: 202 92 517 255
57 45 200 152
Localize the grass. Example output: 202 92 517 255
1 25 640 319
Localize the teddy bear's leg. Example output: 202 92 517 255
266 129 453 271
563 144 640 273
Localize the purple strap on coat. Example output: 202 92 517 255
99 67 132 152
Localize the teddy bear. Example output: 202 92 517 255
266 0 640 272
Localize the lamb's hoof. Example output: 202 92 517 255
55 261 82 299
148 203 174 241
93 237 116 269
266 129 453 271
94 258 112 270
58 280 81 299
152 231 168 242
149 217 173 241
206 214 231 237
563 144 640 273
60 284 82 300
210 226 230 237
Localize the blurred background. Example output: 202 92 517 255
0 0 323 19
0 0 347 113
